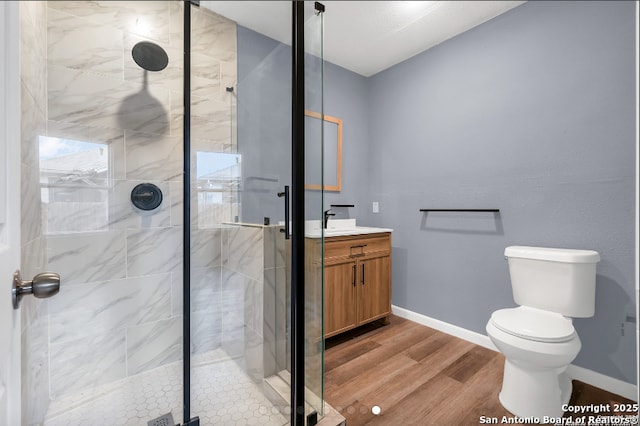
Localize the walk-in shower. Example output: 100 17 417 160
18 1 326 425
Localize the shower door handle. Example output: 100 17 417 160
12 270 60 309
277 185 290 240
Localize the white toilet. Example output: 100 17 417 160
486 246 600 419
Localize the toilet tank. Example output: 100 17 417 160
505 246 600 318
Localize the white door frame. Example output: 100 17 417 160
0 1 22 425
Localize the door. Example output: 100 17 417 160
1 2 21 424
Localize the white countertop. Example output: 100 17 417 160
303 219 392 238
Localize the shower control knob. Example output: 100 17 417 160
12 270 61 309
131 183 163 211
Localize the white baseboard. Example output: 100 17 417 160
565 364 638 401
392 305 498 351
391 305 638 401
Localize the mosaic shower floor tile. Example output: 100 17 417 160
44 350 288 426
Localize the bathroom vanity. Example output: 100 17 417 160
306 221 392 338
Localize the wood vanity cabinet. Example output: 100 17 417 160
309 232 392 338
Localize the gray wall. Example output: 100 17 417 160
237 27 371 224
238 1 637 384
322 61 371 221
366 1 636 383
237 26 291 224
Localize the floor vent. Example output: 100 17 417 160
147 413 175 426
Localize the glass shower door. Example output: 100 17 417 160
21 1 187 424
184 1 284 424
201 1 326 425
304 2 326 423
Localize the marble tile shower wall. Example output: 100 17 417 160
20 2 50 423
221 224 264 383
221 224 287 385
40 1 238 402
263 226 289 380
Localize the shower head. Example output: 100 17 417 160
132 41 169 72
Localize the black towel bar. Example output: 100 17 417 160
420 209 500 212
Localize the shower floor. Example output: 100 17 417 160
43 350 288 426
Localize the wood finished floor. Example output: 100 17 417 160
324 315 638 426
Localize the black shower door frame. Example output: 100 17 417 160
180 2 312 425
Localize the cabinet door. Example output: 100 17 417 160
358 255 391 324
324 260 358 337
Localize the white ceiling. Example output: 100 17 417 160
202 1 527 77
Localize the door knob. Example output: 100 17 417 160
12 270 60 309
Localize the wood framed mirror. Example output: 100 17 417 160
304 110 342 192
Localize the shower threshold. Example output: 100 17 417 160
264 370 346 426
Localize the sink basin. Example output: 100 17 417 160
325 218 357 232
324 228 360 236
305 219 355 235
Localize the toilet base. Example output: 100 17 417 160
499 359 572 419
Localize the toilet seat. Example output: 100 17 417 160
490 306 576 343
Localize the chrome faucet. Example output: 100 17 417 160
324 209 336 229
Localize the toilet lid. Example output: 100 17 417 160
490 307 577 343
